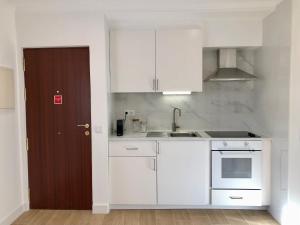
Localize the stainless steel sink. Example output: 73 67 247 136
168 132 201 138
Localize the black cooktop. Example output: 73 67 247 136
205 131 261 138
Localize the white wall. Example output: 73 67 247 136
284 0 300 224
253 0 291 223
0 2 23 225
15 10 110 213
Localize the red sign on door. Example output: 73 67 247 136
54 95 63 105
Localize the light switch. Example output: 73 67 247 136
94 126 102 134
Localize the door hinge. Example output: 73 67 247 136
23 57 26 72
28 188 30 199
26 137 29 151
24 88 27 101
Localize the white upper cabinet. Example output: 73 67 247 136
156 29 203 92
110 28 203 93
110 30 156 93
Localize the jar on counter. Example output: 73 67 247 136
140 120 147 133
132 119 141 132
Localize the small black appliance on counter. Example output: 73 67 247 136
117 119 124 136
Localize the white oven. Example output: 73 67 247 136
211 141 262 190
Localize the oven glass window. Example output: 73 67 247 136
222 158 252 178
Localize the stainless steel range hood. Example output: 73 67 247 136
205 49 257 82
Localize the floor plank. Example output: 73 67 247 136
139 210 155 225
207 209 230 225
12 209 280 225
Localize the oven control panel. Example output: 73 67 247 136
211 141 262 151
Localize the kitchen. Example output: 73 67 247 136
0 0 299 225
109 28 271 208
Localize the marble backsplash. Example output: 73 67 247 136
111 81 263 133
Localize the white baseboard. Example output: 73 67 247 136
0 204 25 225
93 203 110 214
23 202 29 211
110 204 268 210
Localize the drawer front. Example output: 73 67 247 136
212 190 262 206
211 141 262 150
109 141 157 157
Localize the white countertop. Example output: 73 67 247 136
109 130 270 141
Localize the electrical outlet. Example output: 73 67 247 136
125 110 136 116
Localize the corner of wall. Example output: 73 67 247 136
0 204 25 225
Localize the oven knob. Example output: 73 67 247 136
223 141 228 147
244 142 249 146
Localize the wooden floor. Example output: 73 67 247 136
13 209 280 225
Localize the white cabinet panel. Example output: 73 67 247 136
110 30 156 93
156 29 203 92
157 141 210 205
262 140 271 206
212 190 262 206
110 157 157 205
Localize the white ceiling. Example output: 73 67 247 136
8 0 283 26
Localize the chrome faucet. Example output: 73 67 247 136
172 107 182 132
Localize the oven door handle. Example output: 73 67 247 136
218 150 257 155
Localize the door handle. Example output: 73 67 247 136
77 123 90 129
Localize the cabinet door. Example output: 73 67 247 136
156 29 203 92
110 157 157 204
110 30 156 93
157 141 209 205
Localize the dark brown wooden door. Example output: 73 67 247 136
24 47 92 210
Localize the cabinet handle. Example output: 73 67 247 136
125 147 138 151
152 158 156 171
153 79 156 91
229 196 243 200
157 142 160 155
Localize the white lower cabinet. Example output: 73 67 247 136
110 156 157 205
109 140 267 207
109 141 157 205
157 141 210 205
212 190 262 206
109 140 210 206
